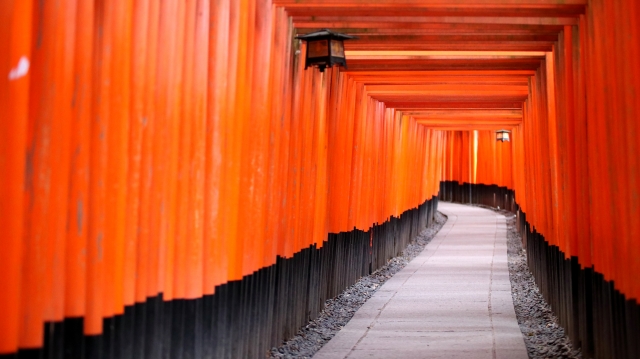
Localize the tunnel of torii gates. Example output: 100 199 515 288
0 0 639 358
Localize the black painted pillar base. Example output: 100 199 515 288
522 213 640 359
3 198 439 359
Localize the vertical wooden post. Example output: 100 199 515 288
0 0 32 354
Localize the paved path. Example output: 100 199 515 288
314 202 527 359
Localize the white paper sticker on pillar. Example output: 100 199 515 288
8 56 30 81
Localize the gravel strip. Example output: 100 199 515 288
474 204 582 359
270 204 582 359
269 212 448 359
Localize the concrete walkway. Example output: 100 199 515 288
314 202 527 359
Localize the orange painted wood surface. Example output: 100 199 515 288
2 0 443 344
1 0 639 352
440 0 639 303
0 0 32 354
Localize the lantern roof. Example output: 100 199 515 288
296 29 357 41
496 129 511 133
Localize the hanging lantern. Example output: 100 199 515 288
496 130 511 142
296 29 356 72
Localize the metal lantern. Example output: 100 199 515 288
496 130 511 142
296 29 356 72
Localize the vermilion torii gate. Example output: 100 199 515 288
0 1 638 358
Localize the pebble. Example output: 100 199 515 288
270 205 583 359
486 205 583 359
269 212 448 358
